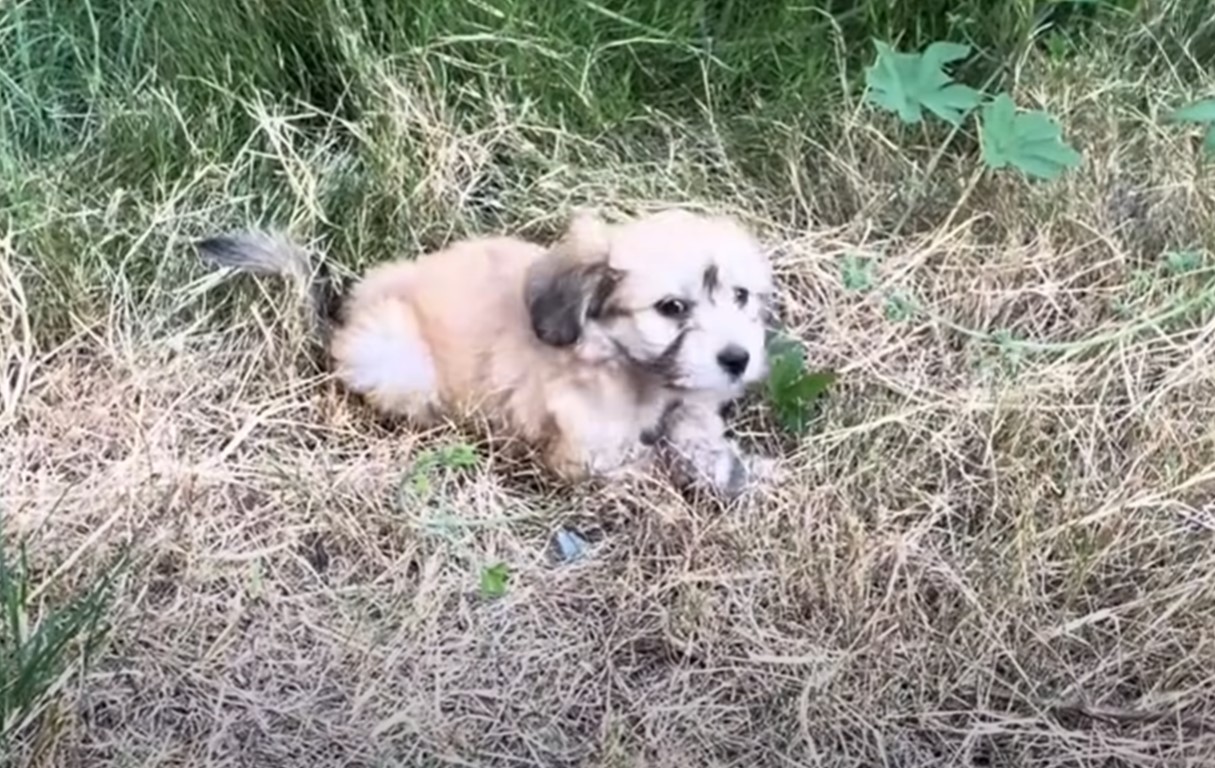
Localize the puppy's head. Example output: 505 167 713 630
526 209 773 396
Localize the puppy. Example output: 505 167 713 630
197 209 774 498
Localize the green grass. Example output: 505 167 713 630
0 1 1204 339
5 1 1215 765
0 525 126 753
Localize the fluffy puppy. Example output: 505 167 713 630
197 209 774 498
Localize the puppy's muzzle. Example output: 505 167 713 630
716 344 750 379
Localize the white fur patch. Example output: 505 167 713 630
342 323 437 397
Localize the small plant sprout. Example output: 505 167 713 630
399 442 480 505
479 563 510 599
840 253 876 292
884 291 918 322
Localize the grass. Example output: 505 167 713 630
4 0 1215 765
0 527 125 758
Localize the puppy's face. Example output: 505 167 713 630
526 209 773 397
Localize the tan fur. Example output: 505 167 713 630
329 235 665 479
199 209 774 496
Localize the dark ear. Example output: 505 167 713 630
525 209 619 347
525 259 620 347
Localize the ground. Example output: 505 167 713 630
3 1 1215 766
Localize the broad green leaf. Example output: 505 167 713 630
1166 100 1215 157
1170 99 1215 123
765 334 802 363
774 370 837 435
865 40 982 126
765 335 836 435
791 371 838 403
765 337 805 397
979 94 1081 180
479 563 510 599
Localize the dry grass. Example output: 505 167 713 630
6 27 1215 768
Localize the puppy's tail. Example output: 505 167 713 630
196 230 341 365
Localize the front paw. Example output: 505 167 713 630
718 452 786 500
665 440 749 501
741 455 783 486
713 447 749 500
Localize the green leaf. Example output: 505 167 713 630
765 334 802 363
979 94 1081 180
1169 99 1215 123
865 40 982 126
790 370 837 403
1165 100 1215 158
840 254 875 292
764 335 836 435
765 337 806 396
479 563 510 599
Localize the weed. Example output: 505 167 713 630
840 253 876 293
764 335 836 436
979 93 1082 180
866 40 1081 180
865 41 982 126
398 442 481 507
479 563 510 599
1164 249 1204 276
884 291 918 322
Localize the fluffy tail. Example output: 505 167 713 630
196 230 341 364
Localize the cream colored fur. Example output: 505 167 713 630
198 209 774 498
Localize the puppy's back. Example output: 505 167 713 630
335 236 559 427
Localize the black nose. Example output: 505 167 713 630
716 345 750 378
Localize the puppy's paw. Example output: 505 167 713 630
709 449 790 499
713 447 749 501
664 440 749 502
742 455 783 486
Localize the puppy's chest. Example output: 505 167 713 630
576 385 674 472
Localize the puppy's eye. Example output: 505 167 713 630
655 298 690 320
733 287 749 307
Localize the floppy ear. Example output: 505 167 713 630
525 260 621 346
525 211 619 347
